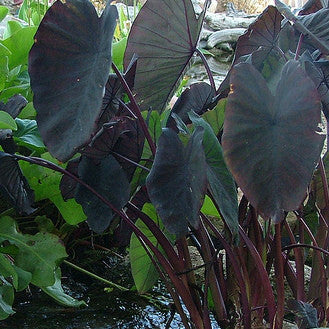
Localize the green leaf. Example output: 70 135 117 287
0 56 9 92
203 98 226 137
1 26 37 69
20 154 87 225
222 60 325 222
130 203 162 294
3 20 23 39
189 111 238 243
0 216 68 286
201 196 220 218
0 277 14 320
146 127 207 236
0 6 8 23
13 118 45 152
18 102 36 119
0 254 18 289
12 265 31 291
42 268 87 307
112 37 127 71
0 111 17 130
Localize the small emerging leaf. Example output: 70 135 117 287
0 111 17 130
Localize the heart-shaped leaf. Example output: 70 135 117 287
222 60 324 222
146 127 207 236
0 152 34 214
124 0 209 112
75 155 130 233
287 300 318 329
29 0 118 162
299 0 324 15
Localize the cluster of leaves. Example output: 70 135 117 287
1 0 329 327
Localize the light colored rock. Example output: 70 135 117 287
207 27 245 48
205 12 256 30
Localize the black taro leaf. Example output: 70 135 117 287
305 59 329 119
299 0 325 15
233 6 283 65
60 157 80 201
124 0 209 112
29 0 118 162
287 300 318 329
0 152 34 214
75 155 130 233
218 6 283 97
146 127 207 237
222 60 324 222
0 95 28 119
167 82 218 130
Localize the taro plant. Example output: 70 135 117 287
1 0 329 328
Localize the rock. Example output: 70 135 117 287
205 12 256 30
207 27 245 48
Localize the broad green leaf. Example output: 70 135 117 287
124 0 208 112
203 98 226 136
0 111 16 130
0 277 14 320
130 203 163 294
201 196 220 218
13 118 45 152
3 20 23 39
146 127 207 236
222 60 325 222
29 0 118 162
12 265 31 291
189 111 238 242
42 268 87 307
112 37 127 70
0 43 11 58
20 154 87 225
0 216 67 287
1 26 37 69
0 6 8 22
0 254 18 289
18 102 36 119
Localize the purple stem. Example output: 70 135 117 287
112 63 156 157
195 48 216 92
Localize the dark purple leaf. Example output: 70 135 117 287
146 127 207 237
298 8 329 54
0 152 34 214
29 0 118 162
299 0 325 15
112 186 149 247
218 6 283 97
287 300 318 329
305 59 329 119
0 129 16 154
222 60 324 222
0 95 28 119
167 82 218 130
233 6 283 65
124 0 208 112
75 155 130 233
59 157 80 201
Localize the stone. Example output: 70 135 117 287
205 12 256 30
207 27 245 48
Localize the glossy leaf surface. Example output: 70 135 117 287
222 60 324 222
146 127 207 236
29 0 118 162
75 155 130 233
0 216 67 287
124 0 207 112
